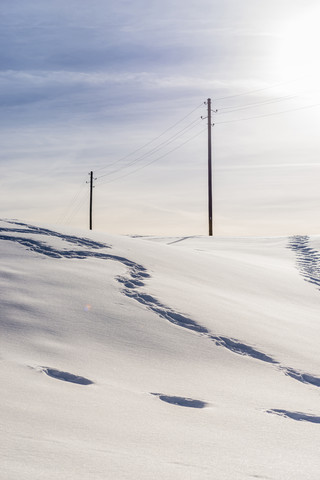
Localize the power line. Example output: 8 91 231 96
63 187 88 226
94 102 204 174
213 77 306 102
57 178 87 225
217 95 296 113
96 127 207 187
60 104 205 227
63 92 320 228
215 101 320 125
96 117 203 180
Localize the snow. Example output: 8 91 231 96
1 219 320 479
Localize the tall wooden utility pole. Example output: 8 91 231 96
207 98 213 236
89 171 93 230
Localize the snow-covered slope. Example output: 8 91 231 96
1 220 320 479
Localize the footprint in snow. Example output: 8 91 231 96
281 367 320 387
41 367 94 385
267 409 320 424
151 393 207 409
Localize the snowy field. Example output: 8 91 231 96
1 219 320 479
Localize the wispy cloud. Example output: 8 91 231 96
1 0 320 235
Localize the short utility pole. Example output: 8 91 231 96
207 98 213 236
88 171 94 230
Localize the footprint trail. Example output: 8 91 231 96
288 235 320 290
1 221 319 390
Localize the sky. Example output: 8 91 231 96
1 0 320 236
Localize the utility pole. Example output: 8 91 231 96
207 98 213 236
89 171 93 230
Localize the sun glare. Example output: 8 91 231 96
276 6 320 89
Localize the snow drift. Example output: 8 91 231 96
1 219 320 479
